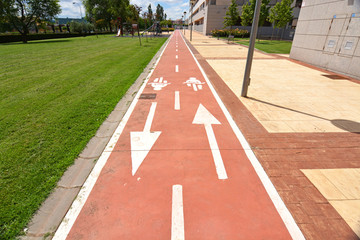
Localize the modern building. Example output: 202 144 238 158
189 0 302 38
290 0 360 80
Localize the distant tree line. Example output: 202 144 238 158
83 0 170 36
0 0 173 43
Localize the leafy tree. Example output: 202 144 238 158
84 0 113 32
147 4 153 26
268 0 293 29
240 0 270 27
108 0 129 36
223 0 240 30
155 4 164 21
0 0 61 43
160 20 172 27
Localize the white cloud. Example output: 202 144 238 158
58 0 84 18
58 0 189 20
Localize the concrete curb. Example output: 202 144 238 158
21 37 170 240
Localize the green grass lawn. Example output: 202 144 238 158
233 38 292 54
0 35 167 239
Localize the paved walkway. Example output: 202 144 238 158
183 30 360 239
52 30 304 239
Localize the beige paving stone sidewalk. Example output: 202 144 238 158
184 30 360 133
302 169 360 238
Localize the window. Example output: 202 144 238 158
210 0 216 5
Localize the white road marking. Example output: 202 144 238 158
171 185 185 240
175 91 180 110
176 65 179 72
52 32 175 240
143 102 157 132
182 33 305 240
176 55 178 59
131 102 161 175
148 77 170 91
184 78 205 92
193 104 227 180
176 49 178 52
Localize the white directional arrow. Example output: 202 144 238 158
130 102 161 176
193 104 228 180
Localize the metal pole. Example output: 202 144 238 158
183 12 186 35
241 0 262 97
190 5 193 41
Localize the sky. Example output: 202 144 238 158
58 0 190 20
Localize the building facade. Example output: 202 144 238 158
189 0 302 37
290 0 360 80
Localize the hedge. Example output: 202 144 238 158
211 28 250 38
0 32 112 43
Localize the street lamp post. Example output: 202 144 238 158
190 0 195 41
183 11 187 35
181 15 183 31
73 2 83 20
241 0 262 97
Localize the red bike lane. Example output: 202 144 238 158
54 30 303 240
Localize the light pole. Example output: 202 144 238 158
183 11 187 35
73 2 83 20
190 0 195 41
181 15 183 31
241 0 262 97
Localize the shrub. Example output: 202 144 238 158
161 27 174 31
211 28 249 38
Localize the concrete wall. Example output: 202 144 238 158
290 0 360 80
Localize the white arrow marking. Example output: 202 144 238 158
193 104 228 180
175 91 180 110
130 102 161 176
171 185 185 240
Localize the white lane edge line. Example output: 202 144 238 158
175 91 180 110
205 124 228 179
171 185 185 240
143 102 157 132
181 33 305 240
52 33 175 240
176 65 179 73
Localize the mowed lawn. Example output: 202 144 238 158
234 38 292 54
0 35 167 239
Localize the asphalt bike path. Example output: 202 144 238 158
54 30 303 239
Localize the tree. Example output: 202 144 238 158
155 4 164 21
268 0 293 39
240 0 270 27
108 0 130 36
84 0 113 32
223 0 240 30
147 4 153 26
0 0 61 43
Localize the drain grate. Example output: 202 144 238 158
322 74 349 80
139 93 157 99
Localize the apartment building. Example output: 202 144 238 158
189 0 302 36
290 0 360 79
